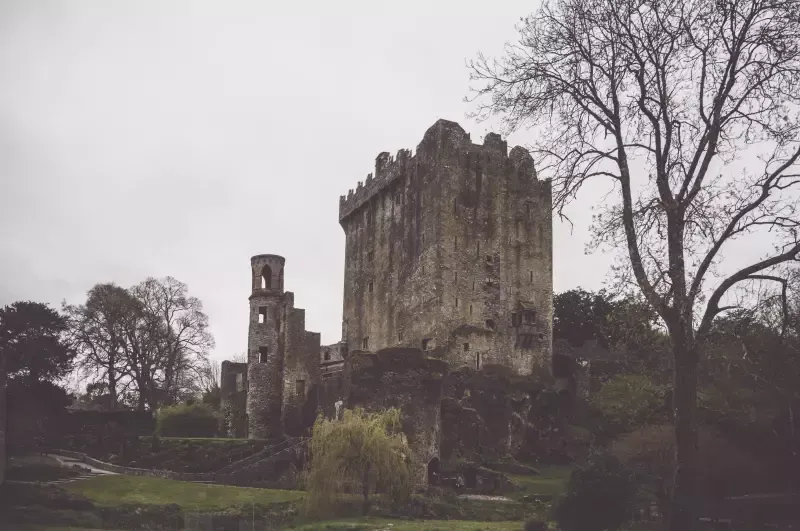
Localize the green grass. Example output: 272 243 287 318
7 455 84 482
509 465 572 498
292 517 524 530
64 474 303 511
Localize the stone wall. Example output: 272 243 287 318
220 361 248 438
339 119 553 377
344 348 447 485
53 445 305 489
440 365 575 464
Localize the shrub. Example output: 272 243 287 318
612 424 768 520
305 407 414 517
155 402 219 438
553 450 636 531
590 374 665 437
522 517 548 531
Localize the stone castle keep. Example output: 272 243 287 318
221 119 553 482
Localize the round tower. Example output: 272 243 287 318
247 254 286 440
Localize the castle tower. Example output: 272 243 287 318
338 119 553 375
247 254 286 439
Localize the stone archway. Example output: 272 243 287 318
427 456 440 486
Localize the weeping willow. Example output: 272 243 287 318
305 407 414 516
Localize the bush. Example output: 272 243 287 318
522 517 547 531
305 407 414 517
612 424 768 519
590 374 666 437
553 451 636 531
155 402 219 438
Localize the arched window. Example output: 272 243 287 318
261 265 272 289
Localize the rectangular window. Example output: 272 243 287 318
469 304 473 316
422 338 431 351
454 236 458 250
362 337 369 349
530 271 533 283
454 272 458 283
455 297 459 308
368 251 374 262
523 310 536 323
463 342 470 351
368 280 374 293
258 347 269 363
398 330 403 342
258 307 267 324
511 312 519 327
472 281 475 291
296 380 305 397
476 352 481 370
476 242 480 257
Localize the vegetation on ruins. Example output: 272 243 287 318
64 276 215 411
470 0 800 527
305 407 414 517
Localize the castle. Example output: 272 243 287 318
221 119 553 479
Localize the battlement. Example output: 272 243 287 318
338 119 544 222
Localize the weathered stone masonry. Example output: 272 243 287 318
225 119 554 486
245 254 322 439
339 119 553 376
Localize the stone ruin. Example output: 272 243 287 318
221 119 560 486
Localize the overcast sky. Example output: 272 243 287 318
0 0 664 363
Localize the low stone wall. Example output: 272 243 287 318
52 445 306 489
53 449 211 482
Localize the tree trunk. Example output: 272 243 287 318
362 464 371 516
669 331 699 531
108 370 117 410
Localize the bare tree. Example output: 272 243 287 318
63 283 140 410
468 0 800 528
126 277 214 409
66 277 214 411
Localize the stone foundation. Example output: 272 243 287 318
344 348 447 486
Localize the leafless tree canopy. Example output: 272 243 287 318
65 276 214 410
468 0 800 528
469 0 800 325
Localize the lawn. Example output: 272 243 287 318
24 521 524 531
291 518 524 530
64 474 303 511
509 465 572 498
7 455 84 482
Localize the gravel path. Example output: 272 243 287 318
457 494 514 502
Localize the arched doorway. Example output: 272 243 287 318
427 457 440 486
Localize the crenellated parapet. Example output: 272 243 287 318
338 119 550 223
338 148 413 222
